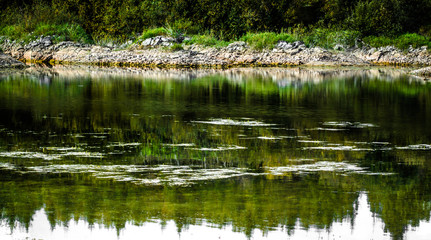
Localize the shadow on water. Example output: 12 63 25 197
1 66 431 239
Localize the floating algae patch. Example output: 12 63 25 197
302 146 374 151
322 121 378 129
0 150 104 160
1 159 396 186
187 145 247 151
191 118 276 127
297 140 326 144
17 164 259 186
44 147 84 151
267 161 366 175
61 152 104 158
257 136 284 140
395 144 431 150
162 143 196 147
106 142 142 147
0 151 62 161
306 127 347 131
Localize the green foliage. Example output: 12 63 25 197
183 34 230 48
141 28 168 40
170 20 200 35
364 33 431 50
1 0 431 49
170 43 184 51
419 25 431 38
348 0 403 36
0 23 92 44
34 23 93 44
301 28 361 48
0 25 27 41
240 32 296 50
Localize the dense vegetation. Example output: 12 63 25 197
1 0 431 49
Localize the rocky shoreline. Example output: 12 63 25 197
0 51 26 68
1 36 430 69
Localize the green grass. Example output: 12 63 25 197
0 23 92 44
240 32 296 50
301 29 361 49
170 43 184 51
364 33 431 50
140 28 168 40
2 22 431 52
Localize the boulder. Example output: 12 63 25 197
226 41 248 52
141 36 176 47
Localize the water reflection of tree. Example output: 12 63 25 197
1 169 430 239
1 71 431 239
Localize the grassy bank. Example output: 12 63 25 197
135 26 431 51
0 23 93 44
1 23 431 52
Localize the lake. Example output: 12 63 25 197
0 66 430 240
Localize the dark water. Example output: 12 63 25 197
1 66 431 240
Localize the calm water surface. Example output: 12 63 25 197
0 66 431 240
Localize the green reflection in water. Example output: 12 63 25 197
1 67 431 240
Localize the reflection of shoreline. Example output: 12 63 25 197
0 65 419 84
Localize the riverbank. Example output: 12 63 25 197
1 36 431 69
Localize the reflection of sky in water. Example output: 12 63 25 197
1 193 429 240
